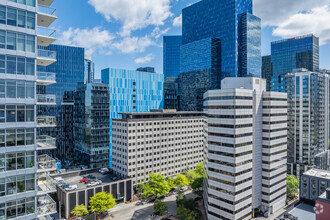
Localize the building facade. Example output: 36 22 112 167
0 0 58 218
136 67 155 73
262 55 273 91
84 58 95 84
204 77 287 220
73 83 110 168
315 188 330 220
163 35 182 78
300 169 330 202
286 69 329 177
164 77 179 110
112 110 204 186
101 68 164 168
271 34 319 92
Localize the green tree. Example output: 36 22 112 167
177 204 187 219
153 200 168 214
195 162 204 177
71 204 89 217
136 183 145 194
186 170 200 183
89 192 116 220
177 204 198 220
143 173 170 198
167 177 176 190
191 177 204 197
174 174 190 187
287 174 299 199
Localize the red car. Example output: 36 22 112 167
80 177 90 183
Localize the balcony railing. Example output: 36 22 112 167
38 49 56 60
37 135 56 150
38 5 56 17
38 27 56 38
37 116 56 127
38 173 56 195
37 94 56 105
37 71 56 84
37 155 57 172
37 194 57 217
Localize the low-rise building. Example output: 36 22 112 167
112 110 204 186
316 188 330 220
300 169 330 202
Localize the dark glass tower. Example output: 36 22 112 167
37 44 85 163
270 34 319 92
262 55 273 91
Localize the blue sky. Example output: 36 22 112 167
51 0 330 79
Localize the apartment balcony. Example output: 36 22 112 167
37 194 57 217
37 94 56 105
37 49 56 66
37 116 56 127
37 155 57 173
37 135 56 150
38 173 56 195
37 27 56 47
37 71 56 85
38 0 54 7
37 5 57 27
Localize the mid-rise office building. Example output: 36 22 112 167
300 169 330 202
315 188 330 220
112 110 204 186
286 69 329 177
179 0 261 111
204 77 287 220
0 0 58 218
164 77 179 110
262 55 273 91
101 68 164 168
315 150 330 171
84 58 95 83
271 34 319 92
73 83 110 168
163 35 182 78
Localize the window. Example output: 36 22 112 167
0 6 5 24
7 8 17 26
0 31 4 49
2 31 35 52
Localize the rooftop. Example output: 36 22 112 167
288 203 315 220
115 110 203 120
303 168 330 180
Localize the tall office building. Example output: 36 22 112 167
163 36 182 78
164 77 179 110
101 68 164 167
286 69 329 177
204 77 287 220
270 34 319 92
37 44 85 162
73 83 110 168
262 56 273 91
0 0 58 218
84 58 95 83
179 0 261 111
112 110 204 186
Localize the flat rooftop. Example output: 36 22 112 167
115 111 203 120
289 203 315 220
303 168 330 180
56 169 124 191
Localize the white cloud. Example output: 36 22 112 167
254 0 329 27
88 0 173 36
112 36 156 53
134 53 154 64
173 14 182 27
273 5 330 45
151 27 170 39
58 27 114 58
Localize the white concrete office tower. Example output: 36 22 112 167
286 69 330 177
112 110 204 186
204 78 287 220
0 0 57 219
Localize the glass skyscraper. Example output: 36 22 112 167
179 0 261 111
101 68 164 167
84 58 95 84
37 44 85 163
270 34 319 92
262 55 273 91
163 36 182 78
0 0 57 218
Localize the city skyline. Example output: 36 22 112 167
51 0 330 77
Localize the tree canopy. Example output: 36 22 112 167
174 174 190 187
191 177 204 198
71 204 89 217
195 162 204 177
89 192 116 220
143 173 170 198
153 200 168 213
287 174 299 199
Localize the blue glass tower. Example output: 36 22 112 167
101 68 164 167
270 34 319 92
163 36 182 78
37 44 85 161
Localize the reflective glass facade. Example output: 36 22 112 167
271 35 319 92
164 77 179 110
163 36 181 78
262 55 273 91
101 68 164 167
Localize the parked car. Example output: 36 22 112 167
87 181 100 187
80 177 90 183
65 185 77 191
86 175 96 179
84 179 93 184
60 183 70 188
135 201 143 206
54 177 64 183
180 186 188 192
99 168 109 175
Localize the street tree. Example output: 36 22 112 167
287 174 299 199
191 177 204 197
71 204 89 217
174 174 190 187
153 200 168 214
143 173 170 198
89 192 116 220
